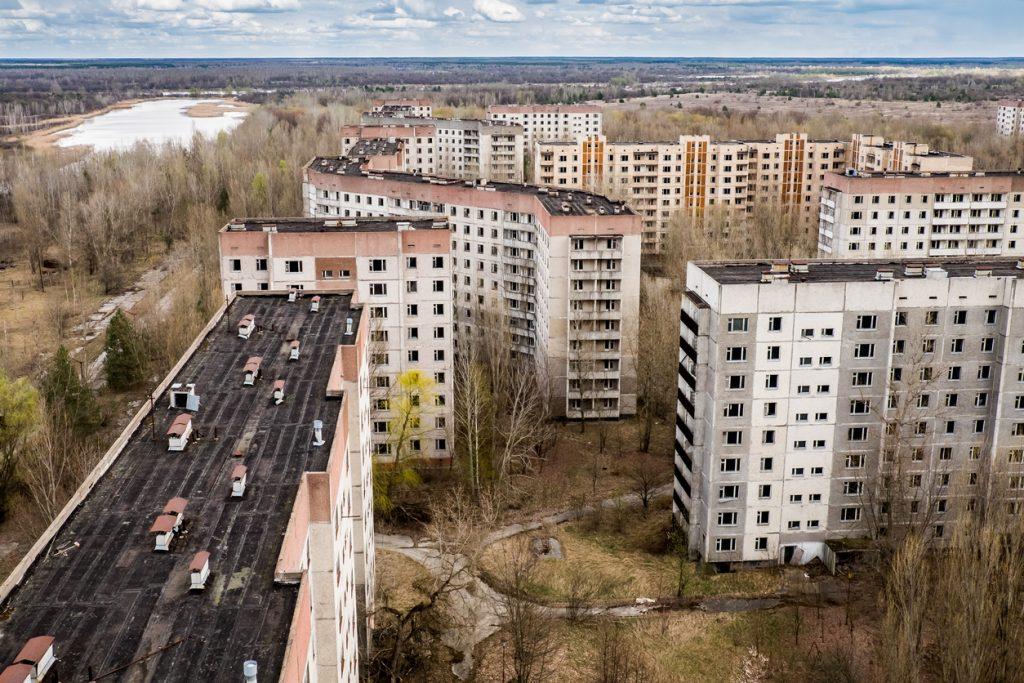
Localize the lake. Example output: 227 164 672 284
56 99 248 152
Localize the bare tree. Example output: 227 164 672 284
593 621 649 683
632 275 677 453
496 541 559 683
627 453 662 515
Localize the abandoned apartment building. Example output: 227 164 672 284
0 293 375 683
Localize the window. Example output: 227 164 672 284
765 374 779 389
724 403 744 418
986 309 998 325
854 343 875 359
369 258 387 272
229 258 241 272
720 458 741 472
727 375 746 390
715 538 736 552
855 314 877 330
953 310 967 325
435 438 447 451
848 427 868 442
432 256 445 268
840 507 862 522
981 337 995 353
843 481 863 496
255 258 268 271
726 346 747 362
723 431 743 445
717 512 738 526
760 457 773 472
285 260 303 273
764 402 777 417
789 494 803 503
925 311 939 325
727 317 748 332
766 345 781 361
432 280 445 292
787 521 801 530
369 283 387 296
406 256 418 269
850 399 870 414
895 311 907 326
719 485 739 501
758 484 772 498
845 454 865 469
852 371 873 387
756 511 770 525
767 316 782 332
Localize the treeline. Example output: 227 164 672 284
739 73 1024 103
0 95 361 531
604 107 1024 170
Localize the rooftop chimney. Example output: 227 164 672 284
309 295 321 313
272 379 285 405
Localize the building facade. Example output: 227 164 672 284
357 114 525 182
370 98 433 118
219 217 455 463
535 133 848 253
303 157 643 420
849 134 974 174
0 293 375 682
486 104 603 148
818 170 1024 259
676 258 1024 565
997 100 1024 136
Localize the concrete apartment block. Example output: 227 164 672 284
849 134 974 174
0 294 375 682
676 258 1024 566
370 98 433 118
486 104 603 149
997 100 1024 136
358 113 525 183
303 156 643 420
219 216 455 463
818 170 1024 259
535 133 847 253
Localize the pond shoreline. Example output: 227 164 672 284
3 97 253 152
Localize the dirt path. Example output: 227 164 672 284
376 484 674 679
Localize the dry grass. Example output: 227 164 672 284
481 500 780 606
499 417 675 523
375 549 433 614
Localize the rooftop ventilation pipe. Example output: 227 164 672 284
244 660 258 683
313 420 325 447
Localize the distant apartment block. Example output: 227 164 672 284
370 97 433 118
818 170 1024 259
219 217 454 462
997 100 1024 136
535 133 847 252
0 293 375 681
676 258 1024 564
357 113 525 182
849 133 974 173
486 104 603 148
303 157 643 419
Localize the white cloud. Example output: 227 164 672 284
443 5 464 18
134 0 184 9
473 0 523 22
195 0 299 12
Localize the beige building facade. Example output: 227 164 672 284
849 134 974 173
303 157 643 420
818 170 1024 259
536 133 847 253
219 217 455 463
486 104 603 148
997 100 1024 136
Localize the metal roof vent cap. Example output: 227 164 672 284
875 268 894 281
313 420 325 447
244 660 258 683
345 316 354 335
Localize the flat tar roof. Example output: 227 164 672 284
0 293 359 682
307 156 634 218
223 216 447 233
694 257 1024 285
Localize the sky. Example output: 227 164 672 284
0 0 1021 59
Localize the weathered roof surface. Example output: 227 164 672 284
223 216 448 233
149 515 176 534
0 294 358 682
188 552 210 573
166 414 191 437
0 663 32 683
693 257 1024 285
14 635 53 663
